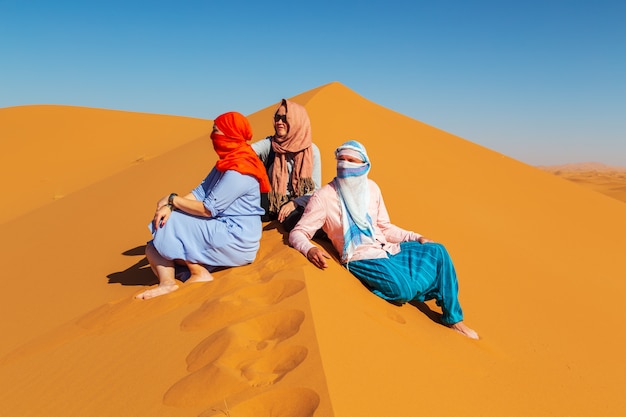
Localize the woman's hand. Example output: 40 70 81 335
278 201 297 222
306 247 330 269
418 236 434 244
153 205 172 229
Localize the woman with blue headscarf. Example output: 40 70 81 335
289 140 479 339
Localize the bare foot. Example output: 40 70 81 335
448 321 479 340
186 272 214 283
186 263 214 283
135 283 179 300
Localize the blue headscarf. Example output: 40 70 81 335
334 140 375 263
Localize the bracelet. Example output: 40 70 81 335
168 193 178 207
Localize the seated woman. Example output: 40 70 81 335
251 99 321 231
289 140 479 339
136 112 271 300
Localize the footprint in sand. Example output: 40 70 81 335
186 309 305 372
238 344 308 387
180 278 305 332
387 310 407 324
199 387 320 417
164 309 308 408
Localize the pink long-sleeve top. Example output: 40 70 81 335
289 179 422 263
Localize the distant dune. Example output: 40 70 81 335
539 162 626 172
1 82 625 416
538 163 626 203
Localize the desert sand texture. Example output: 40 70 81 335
539 163 626 203
1 82 625 417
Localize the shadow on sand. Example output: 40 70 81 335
107 245 158 286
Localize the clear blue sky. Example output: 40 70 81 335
1 0 625 166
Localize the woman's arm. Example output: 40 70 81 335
289 191 327 255
170 193 210 217
199 170 259 217
153 193 204 229
310 143 322 191
250 137 272 163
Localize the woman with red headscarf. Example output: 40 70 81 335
136 112 270 300
251 99 321 231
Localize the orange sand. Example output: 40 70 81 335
1 82 625 416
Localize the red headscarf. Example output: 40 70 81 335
211 112 271 192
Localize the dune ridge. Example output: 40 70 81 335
1 82 625 416
0 105 212 224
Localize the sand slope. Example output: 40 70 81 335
1 82 625 416
0 105 211 224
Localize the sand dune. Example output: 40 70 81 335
1 82 625 416
539 163 626 203
0 105 211 224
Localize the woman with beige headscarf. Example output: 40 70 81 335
252 99 321 231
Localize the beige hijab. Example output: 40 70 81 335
269 99 315 213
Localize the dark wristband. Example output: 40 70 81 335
168 193 178 207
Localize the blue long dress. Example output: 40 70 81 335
150 168 264 268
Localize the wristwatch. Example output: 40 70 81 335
168 193 178 207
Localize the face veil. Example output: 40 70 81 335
334 140 375 263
